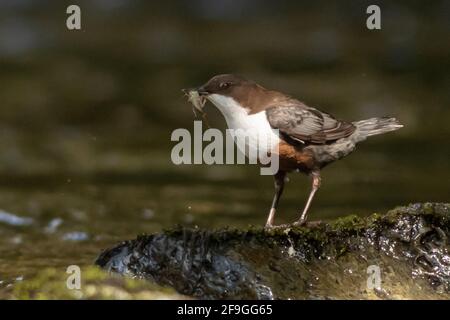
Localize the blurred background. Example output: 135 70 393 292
0 0 449 285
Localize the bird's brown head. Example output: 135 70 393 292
196 74 274 113
197 74 260 98
196 74 284 113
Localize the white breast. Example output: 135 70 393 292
207 94 280 160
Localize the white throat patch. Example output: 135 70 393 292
206 94 281 158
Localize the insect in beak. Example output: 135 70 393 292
182 88 210 128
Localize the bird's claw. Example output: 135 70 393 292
265 219 323 230
292 218 307 227
264 223 291 230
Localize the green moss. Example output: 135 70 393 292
330 214 364 231
9 266 187 300
8 203 450 300
97 203 450 299
157 203 450 248
425 203 435 214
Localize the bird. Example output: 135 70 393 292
189 74 403 228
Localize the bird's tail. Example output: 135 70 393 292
352 117 403 142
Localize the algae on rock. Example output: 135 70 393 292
4 266 187 300
96 203 450 299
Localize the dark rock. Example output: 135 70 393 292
95 203 450 299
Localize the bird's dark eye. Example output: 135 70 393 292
219 82 231 89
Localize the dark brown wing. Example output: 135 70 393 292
265 104 355 144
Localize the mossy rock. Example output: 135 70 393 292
4 266 187 300
96 203 450 299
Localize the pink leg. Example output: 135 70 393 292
296 171 321 225
265 171 286 227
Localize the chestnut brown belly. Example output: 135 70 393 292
276 141 316 173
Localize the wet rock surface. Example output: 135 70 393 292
96 203 450 299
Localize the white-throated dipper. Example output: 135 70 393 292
186 74 403 228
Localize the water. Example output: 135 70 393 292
0 1 448 292
0 140 447 288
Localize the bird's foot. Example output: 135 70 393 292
264 223 292 230
265 219 323 230
292 217 307 227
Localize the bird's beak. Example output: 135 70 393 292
196 86 210 96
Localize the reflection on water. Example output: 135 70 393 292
0 142 448 287
0 1 449 292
